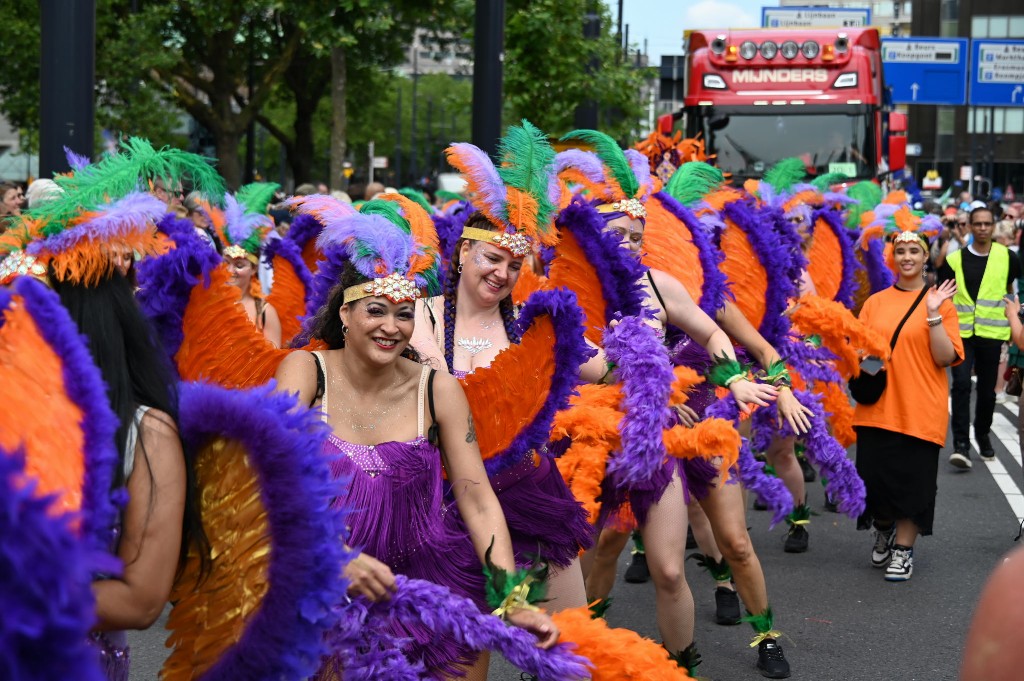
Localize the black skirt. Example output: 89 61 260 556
854 425 940 536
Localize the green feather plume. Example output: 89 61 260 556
561 128 638 198
762 157 807 194
31 136 224 234
845 180 882 229
588 598 613 619
810 172 848 191
664 161 724 207
436 189 463 203
236 182 280 215
687 552 733 582
740 606 776 634
497 120 557 231
359 199 410 233
398 187 434 214
482 540 549 610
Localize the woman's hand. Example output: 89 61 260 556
672 404 700 428
344 552 397 602
729 379 778 413
775 387 814 435
1005 294 1020 321
505 607 560 649
926 279 956 316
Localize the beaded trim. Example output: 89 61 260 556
461 226 532 258
0 251 48 286
343 272 421 304
596 197 647 220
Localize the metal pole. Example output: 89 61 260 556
244 22 256 183
574 7 601 129
471 0 505 157
368 140 375 185
395 86 403 185
39 0 96 177
411 40 420 181
426 98 434 177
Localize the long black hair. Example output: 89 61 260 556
52 269 208 577
442 212 520 371
307 260 421 361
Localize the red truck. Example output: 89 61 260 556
666 27 906 182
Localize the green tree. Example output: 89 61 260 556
504 0 652 140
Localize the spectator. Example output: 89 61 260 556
364 182 385 200
939 206 1022 469
316 181 329 194
182 192 221 251
0 181 23 232
294 183 317 197
854 230 962 581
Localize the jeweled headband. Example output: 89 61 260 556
460 226 533 258
222 244 259 266
595 197 647 220
893 230 928 247
342 271 421 304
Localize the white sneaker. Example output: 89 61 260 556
885 547 914 581
871 525 895 568
996 391 1009 404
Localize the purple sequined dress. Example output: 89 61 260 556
452 368 594 568
319 432 486 677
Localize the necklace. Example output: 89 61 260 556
457 336 493 355
330 362 405 431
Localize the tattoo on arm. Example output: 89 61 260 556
465 413 477 443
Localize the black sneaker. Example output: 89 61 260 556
799 456 817 482
949 442 972 470
714 586 741 625
757 638 791 678
978 433 995 461
784 525 809 553
753 497 768 511
624 552 650 584
824 494 838 513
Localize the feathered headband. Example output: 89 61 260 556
217 182 279 265
445 119 560 258
313 194 441 304
556 129 654 220
1 138 224 287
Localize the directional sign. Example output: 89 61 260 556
881 38 968 106
761 7 870 29
970 40 1024 107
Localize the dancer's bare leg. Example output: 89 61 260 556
585 528 630 603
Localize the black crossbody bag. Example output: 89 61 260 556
849 286 928 405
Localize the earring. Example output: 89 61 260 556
340 323 348 336
457 263 464 275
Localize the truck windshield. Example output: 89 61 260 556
697 107 875 180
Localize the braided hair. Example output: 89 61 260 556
442 213 521 372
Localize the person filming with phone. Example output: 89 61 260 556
852 229 962 582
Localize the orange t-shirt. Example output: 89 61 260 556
852 287 964 446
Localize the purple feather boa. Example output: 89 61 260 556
651 191 730 316
483 288 595 477
744 390 865 518
329 575 590 681
432 200 474 265
721 198 803 345
603 316 675 489
14 277 121 557
175 382 353 681
135 213 222 361
861 237 894 293
283 213 323 254
261 234 314 327
777 336 842 385
704 397 794 527
0 447 107 681
811 206 861 308
555 196 648 320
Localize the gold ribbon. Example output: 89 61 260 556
491 575 541 620
749 629 784 648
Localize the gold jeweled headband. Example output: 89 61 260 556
460 226 533 258
893 230 927 245
596 198 647 220
342 271 421 304
222 244 260 266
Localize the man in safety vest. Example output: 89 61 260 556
939 205 1022 470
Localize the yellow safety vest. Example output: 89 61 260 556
948 243 1011 340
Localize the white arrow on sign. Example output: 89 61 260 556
911 82 920 101
1014 85 1023 104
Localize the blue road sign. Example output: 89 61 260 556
761 7 870 29
881 38 969 106
970 40 1024 107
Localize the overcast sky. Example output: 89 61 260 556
611 0 768 63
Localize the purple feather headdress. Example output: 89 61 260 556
25 191 167 259
64 146 92 171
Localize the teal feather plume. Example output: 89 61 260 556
236 182 280 215
496 120 558 233
664 162 724 207
359 199 410 233
398 187 434 214
810 173 848 192
761 158 807 194
844 181 882 229
561 128 638 198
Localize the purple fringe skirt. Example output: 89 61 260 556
88 631 129 681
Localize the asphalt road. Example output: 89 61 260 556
128 400 1023 680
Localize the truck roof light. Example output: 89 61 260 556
740 41 758 60
760 41 778 59
725 44 739 62
835 34 849 52
711 37 727 55
801 41 820 59
781 40 799 60
822 44 835 61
